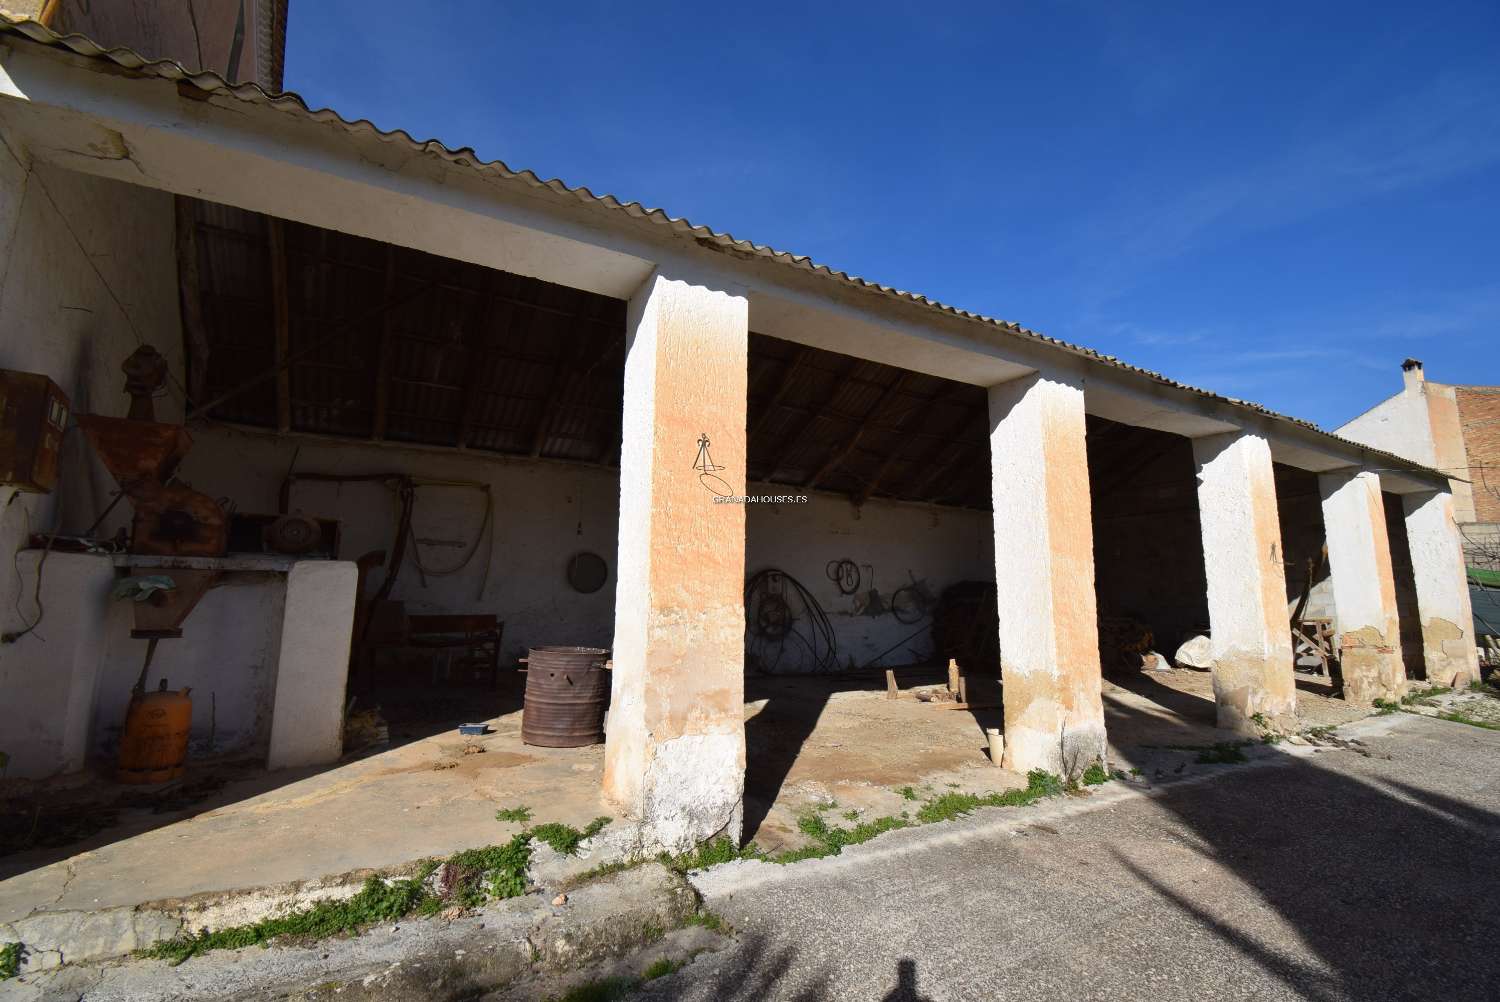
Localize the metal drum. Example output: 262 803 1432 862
521 646 610 747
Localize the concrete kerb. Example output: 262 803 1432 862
1 822 650 976
1 862 700 1001
688 714 1413 901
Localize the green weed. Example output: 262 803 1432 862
529 817 612 856
1195 742 1249 765
681 910 730 934
644 956 684 981
1 941 21 980
144 872 434 965
1081 763 1110 786
548 975 640 1002
663 836 765 873
565 856 645 887
915 770 1065 824
896 786 919 801
1437 710 1500 731
146 836 533 964
495 805 533 824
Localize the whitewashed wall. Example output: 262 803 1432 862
745 489 996 670
0 160 180 776
90 576 287 762
177 427 623 663
177 427 996 674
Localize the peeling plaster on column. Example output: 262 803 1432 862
603 269 748 849
988 372 1107 776
640 733 745 853
1319 470 1407 706
1402 490 1481 687
1191 432 1297 732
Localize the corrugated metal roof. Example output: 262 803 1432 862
0 13 1451 484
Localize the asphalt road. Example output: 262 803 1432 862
645 713 1500 1002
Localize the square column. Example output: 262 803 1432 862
267 560 358 769
1191 432 1297 732
1402 490 1481 687
987 372 1106 776
603 269 748 852
1318 470 1407 705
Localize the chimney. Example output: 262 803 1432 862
1401 358 1424 393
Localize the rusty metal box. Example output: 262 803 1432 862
0 369 71 493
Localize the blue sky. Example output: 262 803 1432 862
286 1 1500 430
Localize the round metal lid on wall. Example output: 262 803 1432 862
567 551 609 594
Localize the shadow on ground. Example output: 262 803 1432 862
674 700 1500 1000
0 673 524 877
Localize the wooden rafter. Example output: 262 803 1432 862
748 345 809 440
528 313 578 459
456 275 498 448
904 408 986 501
851 385 947 505
174 197 211 408
805 371 914 490
267 217 292 433
763 357 863 483
370 244 398 441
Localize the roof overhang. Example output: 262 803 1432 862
0 19 1455 494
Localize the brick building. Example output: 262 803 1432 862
1339 360 1500 569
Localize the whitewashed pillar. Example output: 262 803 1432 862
1318 470 1407 704
1402 490 1481 687
987 371 1107 775
1191 432 1297 731
603 268 748 852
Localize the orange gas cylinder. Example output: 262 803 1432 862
116 680 192 784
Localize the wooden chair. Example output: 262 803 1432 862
406 614 504 688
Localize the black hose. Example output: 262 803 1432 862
825 558 860 596
745 568 840 674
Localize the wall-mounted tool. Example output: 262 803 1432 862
0 369 71 492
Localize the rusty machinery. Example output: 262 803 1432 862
72 347 224 682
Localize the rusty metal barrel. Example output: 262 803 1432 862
116 680 193 784
521 646 610 747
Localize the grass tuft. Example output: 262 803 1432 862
663 836 765 873
548 975 640 1002
1081 763 1110 786
495 805 533 824
1195 742 1249 765
643 956 684 981
1437 710 1500 731
915 770 1066 824
681 910 731 934
146 836 533 964
144 872 435 965
1 941 21 980
528 817 612 856
896 785 919 801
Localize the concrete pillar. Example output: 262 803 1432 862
603 269 748 852
267 560 357 769
1318 470 1407 704
1191 432 1298 732
1401 490 1481 687
987 371 1106 776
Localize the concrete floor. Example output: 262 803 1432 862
668 709 1500 1001
0 664 1371 925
